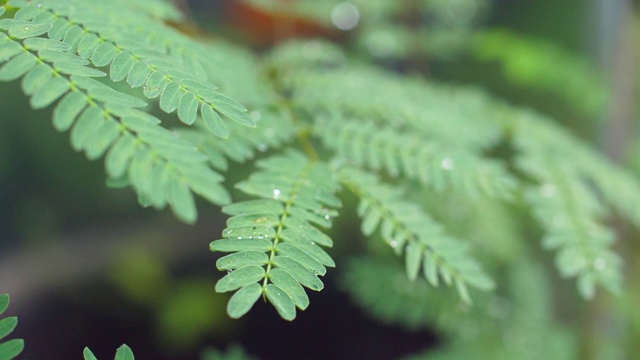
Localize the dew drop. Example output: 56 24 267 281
257 143 268 152
441 157 454 171
250 110 261 121
324 214 331 220
390 240 398 248
37 3 43 8
331 2 360 31
237 236 243 240
273 189 281 199
541 184 556 198
594 258 606 270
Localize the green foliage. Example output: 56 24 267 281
2 0 640 358
210 150 340 320
84 345 135 360
473 29 608 117
0 295 23 360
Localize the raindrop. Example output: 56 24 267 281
273 189 281 199
154 86 159 91
227 270 233 274
37 3 43 8
250 110 261 121
594 258 606 270
390 240 398 248
237 236 243 240
331 2 360 31
441 157 454 170
324 214 331 220
541 184 556 198
257 143 268 152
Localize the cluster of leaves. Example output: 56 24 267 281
0 294 23 360
2 3 640 359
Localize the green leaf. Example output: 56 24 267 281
14 3 40 20
227 283 262 319
276 243 326 276
0 41 24 61
23 38 71 51
70 106 104 151
159 81 182 113
223 199 284 216
83 347 98 360
54 61 106 77
114 344 135 360
48 17 71 40
265 284 296 321
405 242 422 281
126 61 151 88
216 251 269 271
109 52 134 82
0 295 8 315
0 52 37 81
8 22 51 39
222 225 276 240
215 266 265 293
91 42 118 67
0 7 5 16
39 49 89 64
63 25 84 53
85 120 121 160
142 71 167 98
177 92 198 125
210 239 273 253
280 229 335 267
89 87 147 108
0 317 17 341
105 133 138 178
227 213 281 228
30 76 70 109
273 256 324 291
77 33 101 59
52 91 87 131
147 164 169 207
423 254 439 286
208 92 255 127
168 178 197 224
21 63 53 95
269 268 309 310
0 339 24 360
201 103 228 138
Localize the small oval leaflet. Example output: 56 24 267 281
216 251 269 271
227 283 262 319
265 284 296 321
215 265 265 293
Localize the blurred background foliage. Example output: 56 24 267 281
1 0 639 359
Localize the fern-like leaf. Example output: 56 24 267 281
513 112 624 298
0 294 24 360
12 0 254 133
317 116 516 199
210 150 341 320
0 7 232 222
340 168 494 303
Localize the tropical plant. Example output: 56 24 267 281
1 0 638 358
